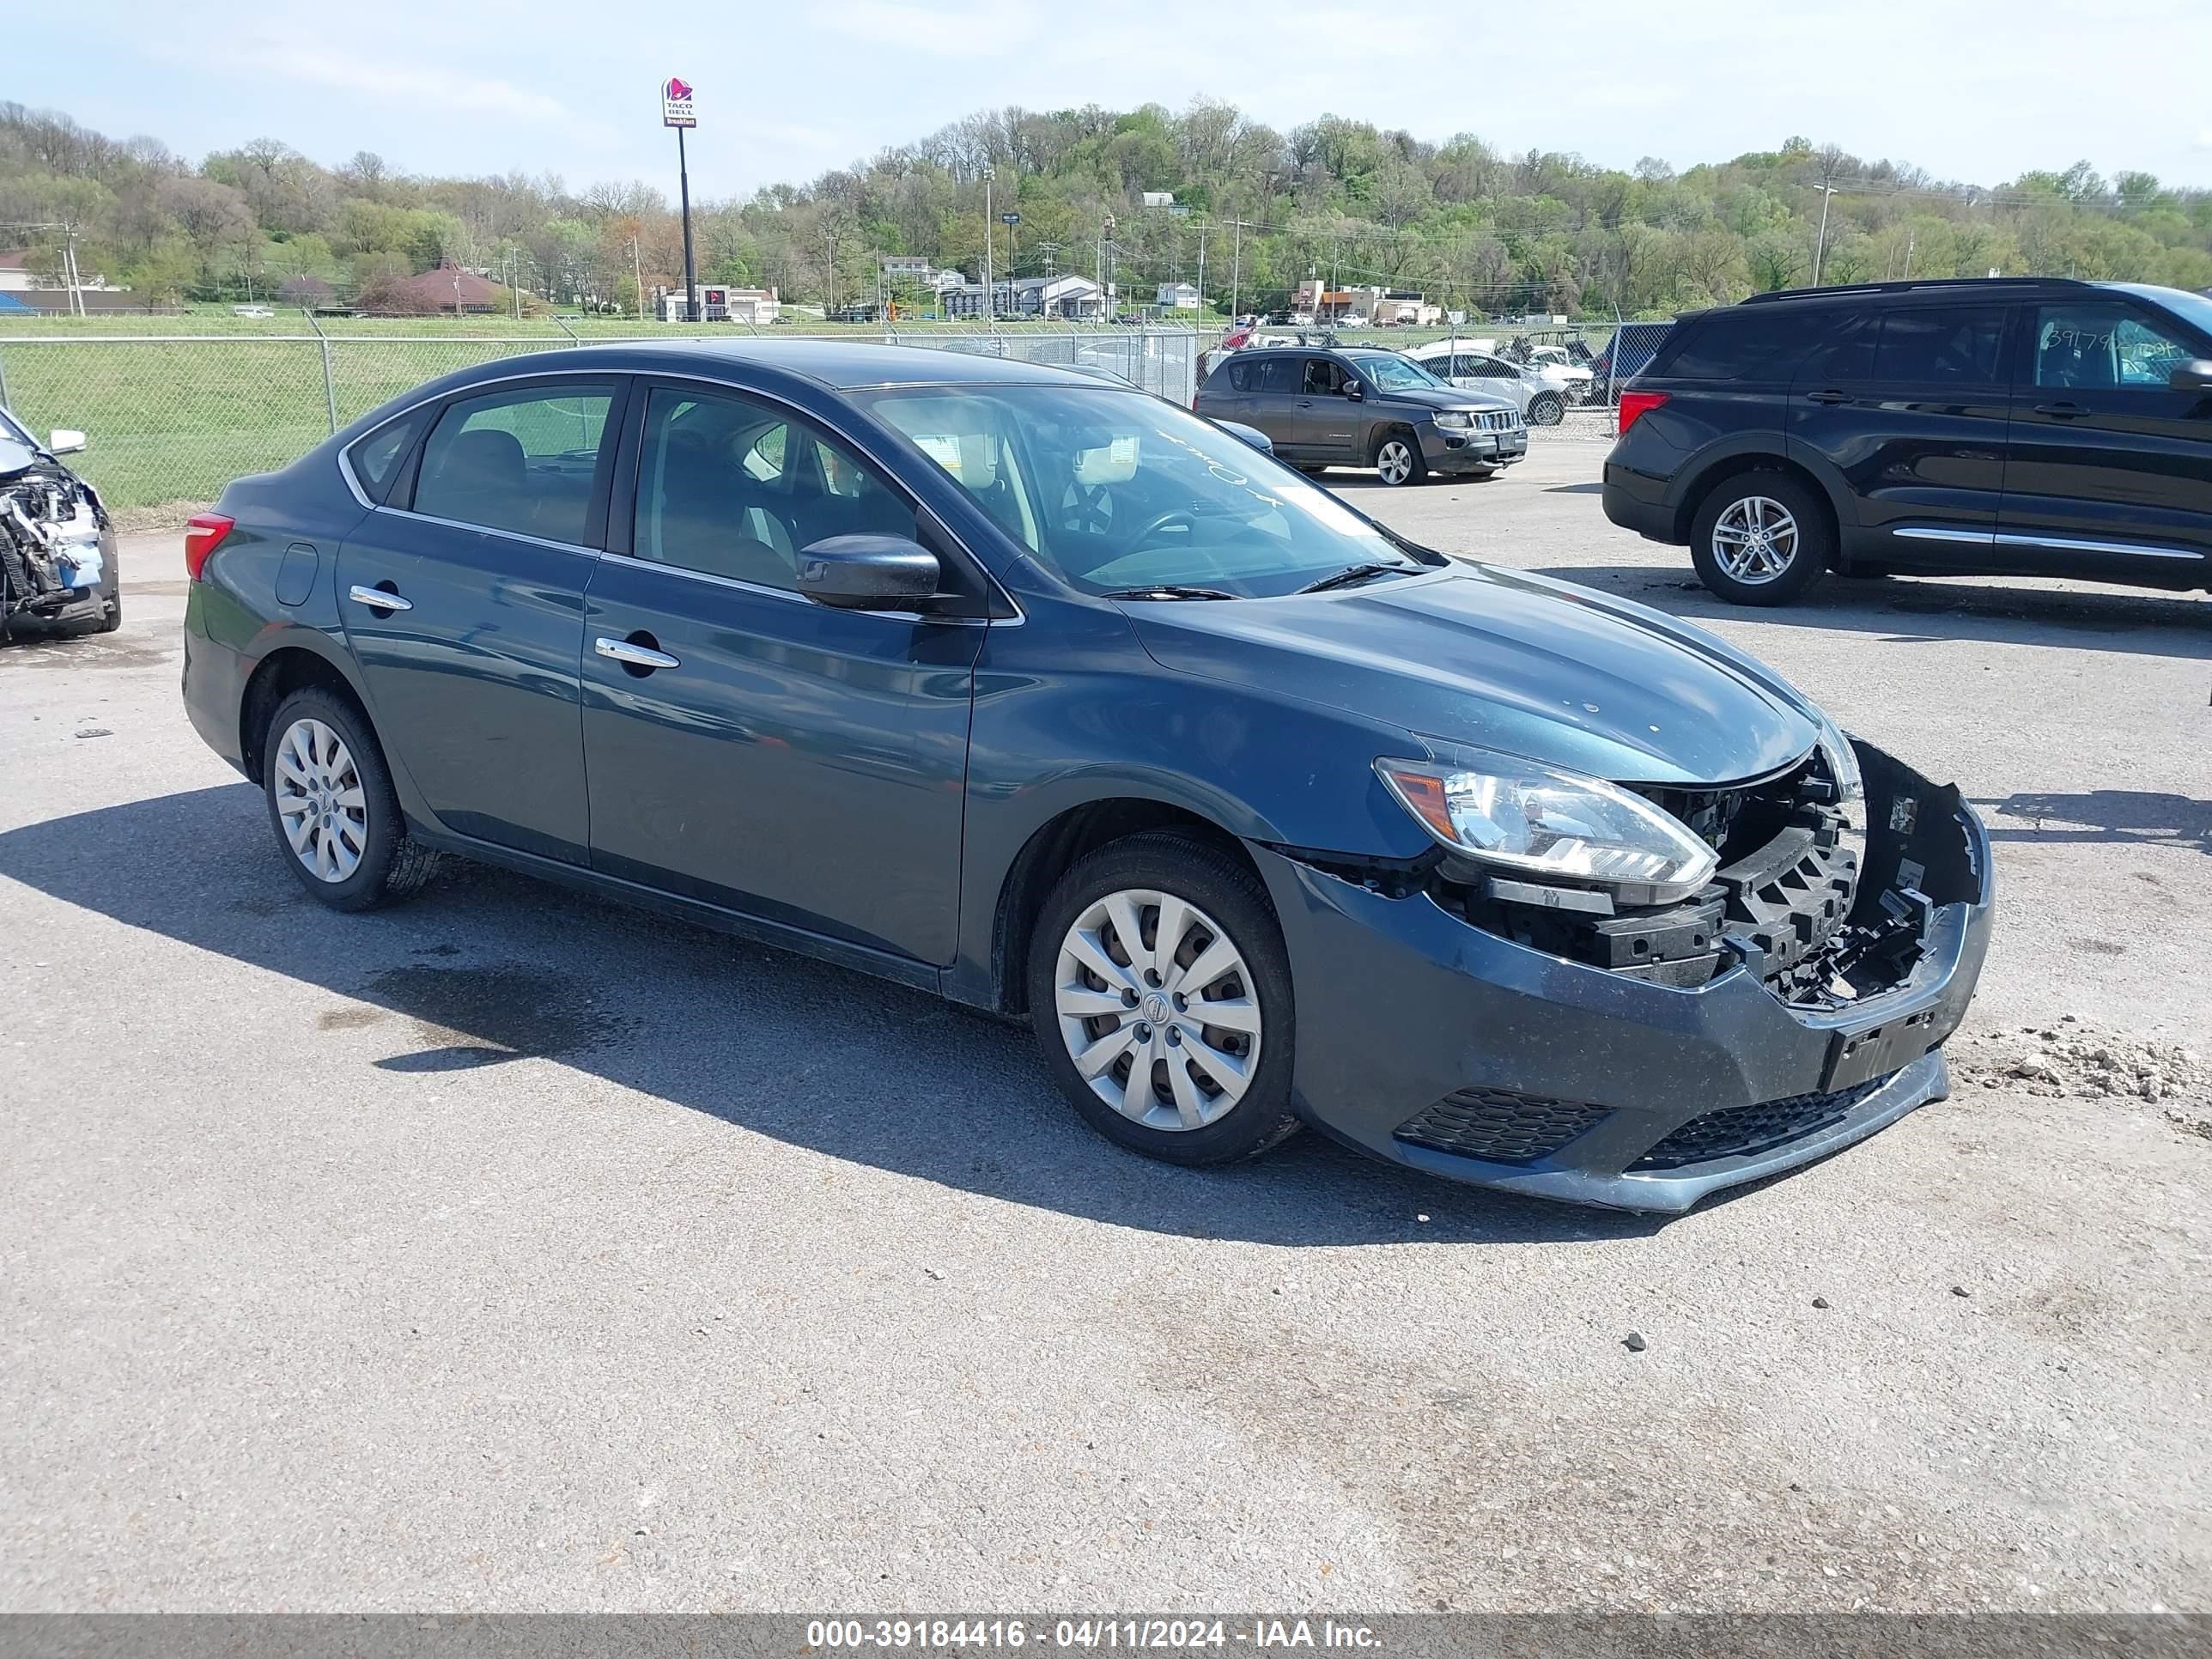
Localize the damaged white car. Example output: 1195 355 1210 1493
0 409 119 638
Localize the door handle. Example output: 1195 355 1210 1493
1804 389 1850 405
594 635 680 672
346 583 410 612
1297 399 1315 407
2033 401 2089 418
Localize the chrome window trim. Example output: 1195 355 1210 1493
1893 524 2201 561
334 360 1026 625
368 503 602 558
592 546 1008 628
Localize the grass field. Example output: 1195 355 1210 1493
0 308 1607 512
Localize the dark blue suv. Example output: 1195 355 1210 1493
1602 277 2212 604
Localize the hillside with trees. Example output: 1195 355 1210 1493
4 99 2209 319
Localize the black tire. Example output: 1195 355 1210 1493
1688 471 1831 606
1528 393 1565 427
261 686 438 911
1372 428 1427 487
94 544 121 632
1296 464 1329 477
1027 830 1301 1168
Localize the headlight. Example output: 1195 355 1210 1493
1815 717 1869 873
1432 410 1472 428
1376 753 1719 896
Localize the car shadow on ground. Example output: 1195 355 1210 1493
1972 789 2212 854
0 783 1692 1248
1528 564 2212 657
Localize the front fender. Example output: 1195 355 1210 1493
945 597 1435 1007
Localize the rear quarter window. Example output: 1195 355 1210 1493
1655 308 1838 381
344 413 423 503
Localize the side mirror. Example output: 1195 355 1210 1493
1213 419 1274 455
796 533 941 611
1345 380 1364 402
48 429 87 456
2169 359 2212 392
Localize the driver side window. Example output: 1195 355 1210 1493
1302 358 1344 397
631 386 917 590
2033 305 2192 389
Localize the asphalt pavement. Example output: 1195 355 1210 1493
2 439 2206 1613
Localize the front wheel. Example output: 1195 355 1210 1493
1688 474 1831 605
1374 431 1426 487
1528 393 1565 426
1028 831 1300 1167
262 687 439 910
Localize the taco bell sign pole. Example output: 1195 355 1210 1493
662 77 699 322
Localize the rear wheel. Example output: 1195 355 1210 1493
1374 430 1426 487
1028 831 1300 1168
262 687 438 911
1528 393 1565 426
1689 473 1831 605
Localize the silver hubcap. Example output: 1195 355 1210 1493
272 718 368 884
1376 441 1414 484
1531 398 1562 425
1054 887 1262 1132
1711 495 1800 583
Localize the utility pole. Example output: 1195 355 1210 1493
1902 228 1916 280
1001 212 1020 314
1230 217 1243 324
1194 222 1207 316
1096 215 1115 319
630 237 643 321
1811 183 1838 288
981 167 994 322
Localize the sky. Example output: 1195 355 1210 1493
16 0 2212 200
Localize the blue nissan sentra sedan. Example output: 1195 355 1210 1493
179 341 1991 1212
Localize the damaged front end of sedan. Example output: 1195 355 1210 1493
1260 734 1992 1212
0 434 114 637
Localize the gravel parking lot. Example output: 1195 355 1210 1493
2 437 2206 1614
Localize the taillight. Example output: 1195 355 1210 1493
1618 389 1668 436
184 513 234 580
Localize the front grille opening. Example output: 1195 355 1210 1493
1627 1077 1890 1171
1395 1088 1610 1164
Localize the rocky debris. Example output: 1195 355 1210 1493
1623 1332 1648 1352
1949 1022 2209 1141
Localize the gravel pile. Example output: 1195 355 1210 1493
1951 1018 2209 1140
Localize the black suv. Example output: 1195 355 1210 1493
1196 347 1526 485
1601 278 2212 604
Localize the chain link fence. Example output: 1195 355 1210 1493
0 325 1205 513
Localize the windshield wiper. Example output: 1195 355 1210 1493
1104 584 1240 601
1295 561 1422 594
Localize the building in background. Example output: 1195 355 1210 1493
945 274 1104 320
1154 283 1201 311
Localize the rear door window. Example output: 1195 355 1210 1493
1661 308 1834 381
412 382 616 544
1250 356 1300 395
1873 307 2008 384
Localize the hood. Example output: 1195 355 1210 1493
1124 562 1822 787
1370 384 1510 414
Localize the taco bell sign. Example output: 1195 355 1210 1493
661 76 696 129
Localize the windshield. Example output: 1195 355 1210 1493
2114 284 2212 343
1343 353 1443 392
861 384 1422 599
